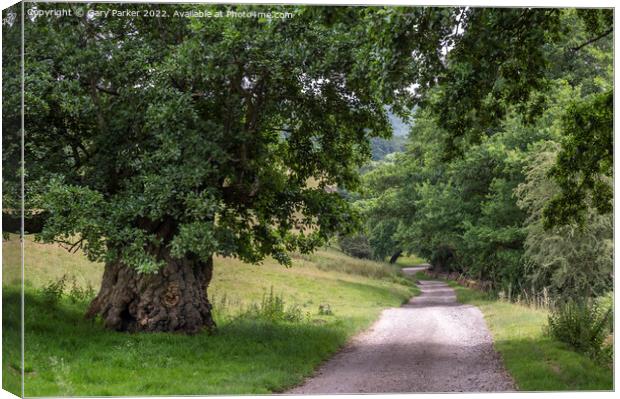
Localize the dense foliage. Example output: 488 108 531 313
337 234 374 260
357 9 613 302
4 4 474 270
370 136 407 161
517 141 613 299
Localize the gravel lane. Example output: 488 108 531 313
288 270 515 393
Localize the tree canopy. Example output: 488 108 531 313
14 4 413 271
354 8 613 300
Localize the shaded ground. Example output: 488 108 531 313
289 274 515 393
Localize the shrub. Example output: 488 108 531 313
243 287 306 323
68 279 96 304
338 234 374 260
547 299 612 364
596 292 614 332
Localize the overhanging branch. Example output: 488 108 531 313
571 28 613 52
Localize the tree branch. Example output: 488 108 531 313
571 28 613 52
57 238 85 253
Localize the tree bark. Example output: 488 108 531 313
86 251 215 334
388 250 402 264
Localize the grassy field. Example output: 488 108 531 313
2 235 418 396
424 273 613 391
394 254 427 268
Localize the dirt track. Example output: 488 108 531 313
288 268 515 393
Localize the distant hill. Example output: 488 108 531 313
369 111 411 161
388 112 411 137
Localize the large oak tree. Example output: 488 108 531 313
4 3 456 333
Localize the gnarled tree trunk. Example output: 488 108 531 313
86 251 215 334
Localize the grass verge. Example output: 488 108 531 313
3 235 418 396
447 281 613 391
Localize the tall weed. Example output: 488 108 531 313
241 287 308 323
546 299 613 366
41 274 96 305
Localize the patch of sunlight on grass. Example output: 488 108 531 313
4 234 103 289
394 254 426 267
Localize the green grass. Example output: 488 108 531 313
292 247 409 282
394 254 426 268
2 235 419 396
3 235 103 289
448 282 613 391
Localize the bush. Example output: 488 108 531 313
318 304 333 316
547 299 612 364
595 292 614 332
68 279 96 304
338 234 374 259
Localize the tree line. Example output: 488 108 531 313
353 9 613 302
